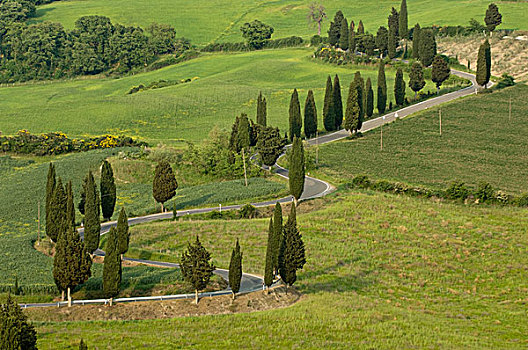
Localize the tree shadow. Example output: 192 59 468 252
173 193 213 210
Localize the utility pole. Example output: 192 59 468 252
381 115 386 151
439 109 442 136
509 97 512 122
315 131 319 165
242 148 248 187
37 201 41 246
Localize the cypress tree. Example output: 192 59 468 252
375 26 389 57
152 160 178 212
484 3 502 34
348 22 356 52
256 92 267 126
289 137 305 207
78 174 87 215
237 113 251 150
328 10 345 46
84 171 101 255
365 78 374 118
412 23 421 59
388 7 399 38
476 39 491 88
116 207 129 257
288 89 302 141
399 0 408 40
45 162 56 239
345 81 361 133
377 62 387 114
304 89 318 138
394 68 406 106
418 28 436 67
333 75 343 129
257 126 286 167
272 202 283 275
79 339 88 350
388 27 397 59
339 17 349 50
357 20 365 35
229 115 241 153
103 227 121 303
0 294 37 349
278 205 306 289
48 177 67 243
323 75 335 131
432 55 450 93
264 217 274 292
66 180 75 229
180 236 215 304
228 239 243 299
100 160 116 220
353 71 365 122
409 61 426 98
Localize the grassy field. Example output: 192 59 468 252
33 190 528 348
0 49 446 144
32 0 528 45
312 84 528 194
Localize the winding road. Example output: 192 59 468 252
20 68 479 308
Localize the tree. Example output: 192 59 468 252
377 62 387 114
345 81 361 133
66 180 75 230
53 226 92 306
0 294 37 349
83 171 101 255
323 75 335 131
304 89 318 138
328 10 345 46
394 68 406 106
79 339 88 350
228 239 243 299
412 23 421 59
431 55 450 93
388 27 397 59
357 20 365 35
152 160 178 212
272 202 283 275
256 126 286 167
348 21 356 52
375 26 389 57
289 137 305 206
147 23 177 55
48 177 67 243
333 75 343 129
365 78 374 118
409 61 425 98
289 89 302 141
45 162 56 240
256 92 267 126
180 236 215 304
476 39 491 88
278 205 306 289
388 7 399 38
240 20 274 49
264 217 275 292
338 17 349 50
78 174 87 215
307 3 327 36
237 114 251 150
100 160 116 220
353 71 365 122
103 227 121 304
418 28 436 66
484 3 502 34
116 207 130 258
399 0 408 40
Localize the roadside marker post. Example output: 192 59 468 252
439 109 442 136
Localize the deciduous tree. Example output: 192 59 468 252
432 55 450 93
240 20 274 49
409 61 425 98
307 3 327 36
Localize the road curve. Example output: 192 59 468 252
20 69 478 308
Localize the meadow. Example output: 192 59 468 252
32 0 528 46
33 189 528 348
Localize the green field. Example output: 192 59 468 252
314 84 528 194
33 190 528 348
0 49 449 144
32 0 528 45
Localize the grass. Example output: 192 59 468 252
313 84 528 194
32 0 528 46
33 189 528 348
0 49 446 145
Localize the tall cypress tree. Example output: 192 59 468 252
409 61 426 98
323 75 335 131
152 160 178 212
48 177 67 243
278 205 306 289
237 113 251 150
229 115 241 153
304 89 318 138
272 202 283 275
289 137 305 207
264 217 275 292
116 207 129 258
66 180 75 229
432 55 450 93
256 92 267 126
180 236 215 304
388 27 397 59
348 22 356 52
339 17 349 50
365 78 374 118
328 10 345 46
333 75 343 129
375 26 389 57
412 23 421 59
476 39 491 88
357 20 365 35
353 71 365 121
388 7 399 38
228 239 243 299
289 89 302 141
418 28 436 67
100 160 116 220
399 0 408 40
103 227 121 303
394 68 406 106
84 171 101 255
257 126 286 167
0 294 37 349
45 162 56 239
377 62 387 114
345 81 361 133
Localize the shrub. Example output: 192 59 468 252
475 182 495 203
351 174 371 188
516 193 528 207
310 35 324 46
495 190 510 204
208 210 223 219
496 73 515 89
238 204 257 219
373 180 395 192
445 181 469 200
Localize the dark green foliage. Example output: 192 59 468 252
496 73 515 89
78 173 87 216
475 182 495 203
345 81 361 133
237 114 251 151
375 26 389 57
388 7 399 38
152 160 178 210
100 160 116 220
432 55 450 92
66 180 75 229
418 28 436 66
357 34 376 56
0 294 37 350
272 202 283 274
377 62 388 114
84 171 101 254
484 3 502 32
399 0 408 39
348 22 356 52
240 20 274 49
264 217 274 289
289 137 305 203
357 20 365 35
79 339 88 350
45 162 56 239
238 204 257 219
333 75 343 129
304 90 318 138
278 205 306 288
147 23 177 55
365 78 374 118
180 236 215 299
202 36 303 52
353 71 365 122
409 62 426 97
256 92 267 126
48 177 67 243
394 68 406 106
323 75 335 131
103 227 121 299
116 207 129 256
476 39 491 88
339 17 349 50
328 10 345 46
388 27 397 59
412 23 421 59
228 239 243 297
445 181 469 200
289 89 302 141
257 126 286 166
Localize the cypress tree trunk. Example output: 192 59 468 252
67 287 71 307
195 289 199 304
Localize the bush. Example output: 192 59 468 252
238 204 257 219
351 174 371 188
445 181 469 200
373 180 395 192
496 73 515 90
202 36 303 52
310 35 325 46
208 210 224 219
475 182 495 203
516 193 528 207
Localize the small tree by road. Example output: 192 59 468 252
152 160 178 212
228 239 243 299
432 55 450 94
181 236 215 304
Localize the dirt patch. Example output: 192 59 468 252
24 286 301 322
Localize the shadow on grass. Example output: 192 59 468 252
173 193 213 210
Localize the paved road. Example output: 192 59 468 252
20 69 478 308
